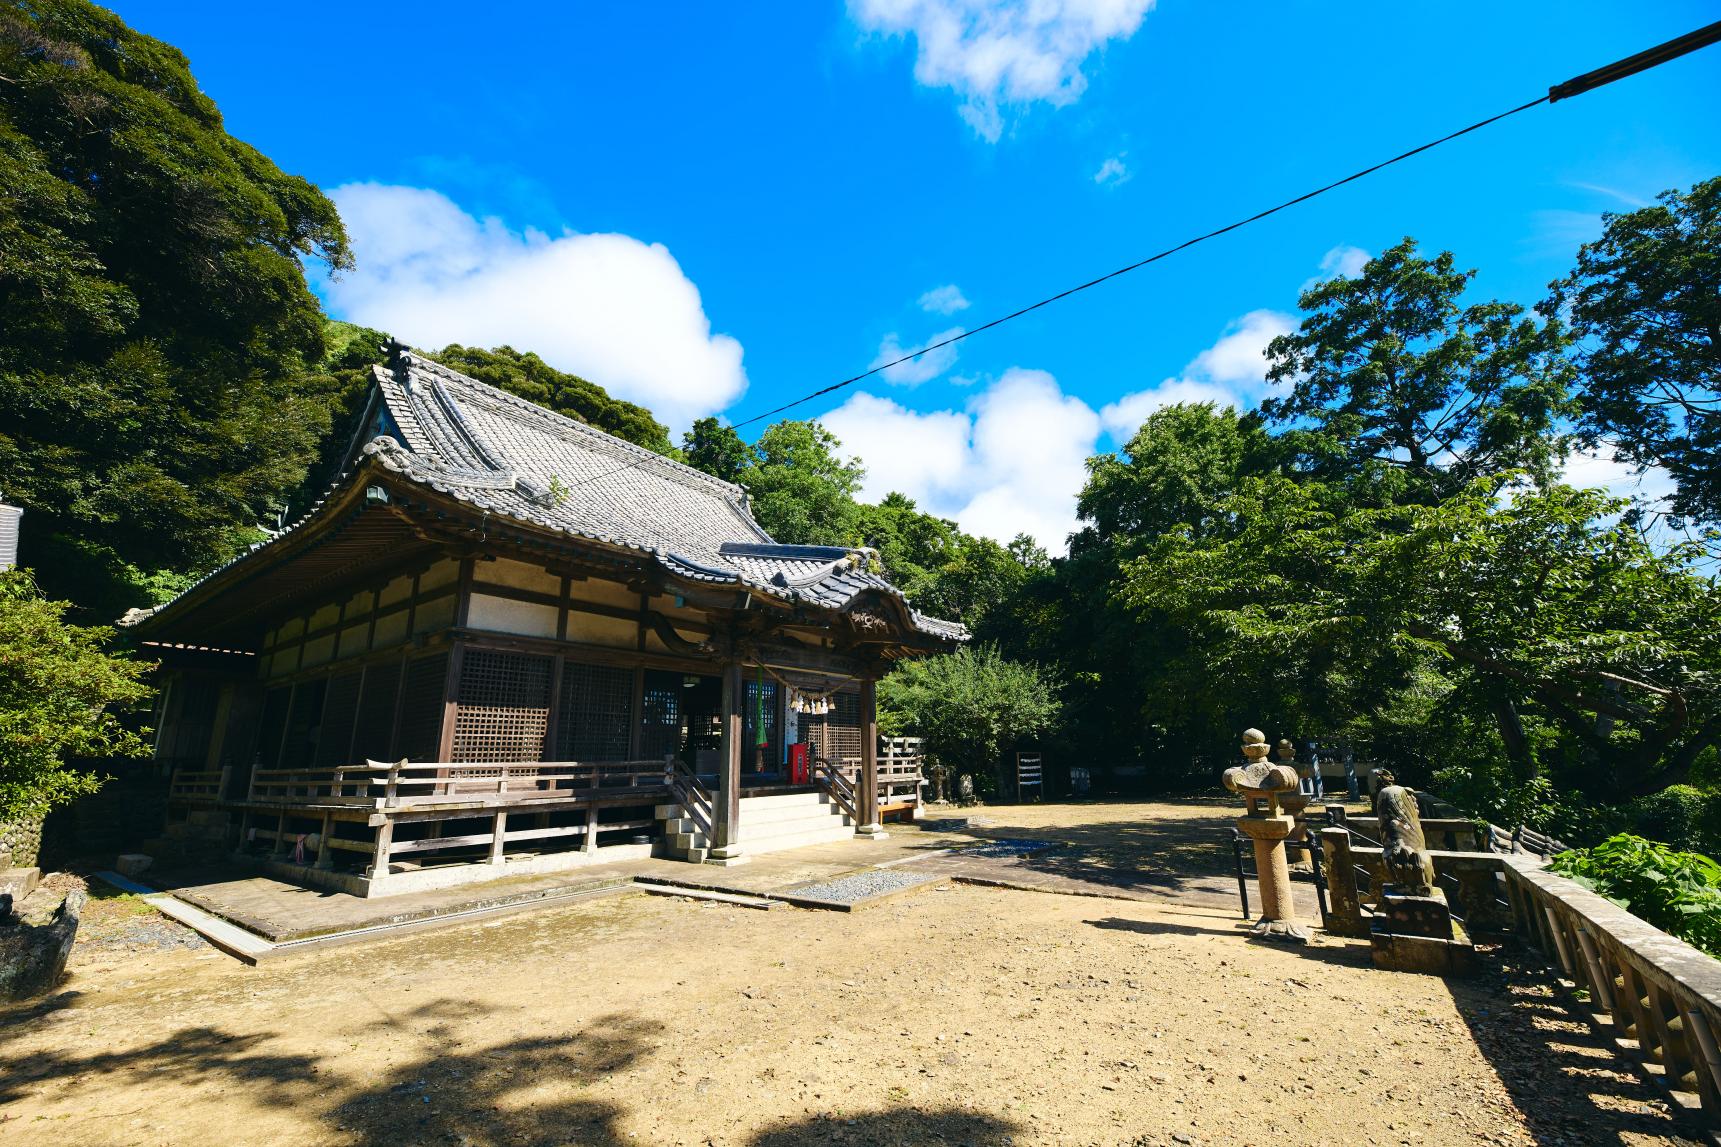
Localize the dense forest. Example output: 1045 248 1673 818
4 1 1721 851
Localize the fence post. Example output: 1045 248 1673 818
1319 826 1366 937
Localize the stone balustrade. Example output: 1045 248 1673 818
1504 855 1721 1130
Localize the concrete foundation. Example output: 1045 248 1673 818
252 841 657 898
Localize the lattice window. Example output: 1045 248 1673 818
351 662 401 762
395 652 450 762
556 662 632 761
255 686 291 768
159 676 220 764
452 648 552 763
802 688 862 764
316 671 363 766
639 672 683 761
279 678 328 767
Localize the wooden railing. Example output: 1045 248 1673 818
1505 855 1721 1129
168 765 230 803
878 737 926 809
812 755 860 823
667 757 715 839
246 758 673 810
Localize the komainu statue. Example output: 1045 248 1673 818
1374 769 1435 897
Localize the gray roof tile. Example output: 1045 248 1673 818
374 353 967 641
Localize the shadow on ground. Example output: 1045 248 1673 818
1450 940 1706 1146
0 994 1022 1146
903 798 1325 915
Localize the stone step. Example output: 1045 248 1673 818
741 822 857 855
670 830 708 853
738 816 851 847
737 795 838 827
736 790 831 811
740 802 846 830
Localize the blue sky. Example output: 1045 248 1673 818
115 1 1721 548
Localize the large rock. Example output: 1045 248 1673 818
0 890 86 1002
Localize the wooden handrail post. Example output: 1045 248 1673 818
385 758 403 809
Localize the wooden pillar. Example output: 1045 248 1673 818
270 812 289 857
855 676 886 838
368 820 394 882
707 660 747 864
584 805 600 855
490 810 507 865
314 812 334 869
627 666 646 758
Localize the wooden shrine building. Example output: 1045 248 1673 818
126 347 965 896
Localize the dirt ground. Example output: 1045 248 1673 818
0 799 1704 1147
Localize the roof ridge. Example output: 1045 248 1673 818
398 351 751 502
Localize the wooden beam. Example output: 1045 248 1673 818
709 660 745 861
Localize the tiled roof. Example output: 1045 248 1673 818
350 353 967 641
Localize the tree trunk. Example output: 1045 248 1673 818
1491 693 1537 781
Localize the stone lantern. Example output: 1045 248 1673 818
1222 728 1308 943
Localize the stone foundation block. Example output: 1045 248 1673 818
115 853 154 878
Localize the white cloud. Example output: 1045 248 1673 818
317 183 746 431
871 327 965 386
918 284 971 314
1561 445 1677 508
1099 379 1240 438
1318 244 1369 280
820 368 1101 552
1186 309 1295 386
1565 181 1652 209
1093 153 1131 187
1100 309 1295 439
850 0 1155 141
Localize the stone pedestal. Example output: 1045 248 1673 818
1370 886 1475 975
1236 813 1307 942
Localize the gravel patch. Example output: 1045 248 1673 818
786 869 940 904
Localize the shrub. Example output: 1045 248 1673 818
1431 760 1619 846
1549 834 1721 957
1626 785 1721 857
0 570 153 821
877 645 1060 799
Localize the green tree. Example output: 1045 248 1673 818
877 645 1060 798
681 417 751 484
0 0 351 615
434 343 675 456
1009 404 1283 783
1545 177 1721 523
741 421 864 545
0 570 152 821
1126 474 1721 804
1264 239 1575 502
